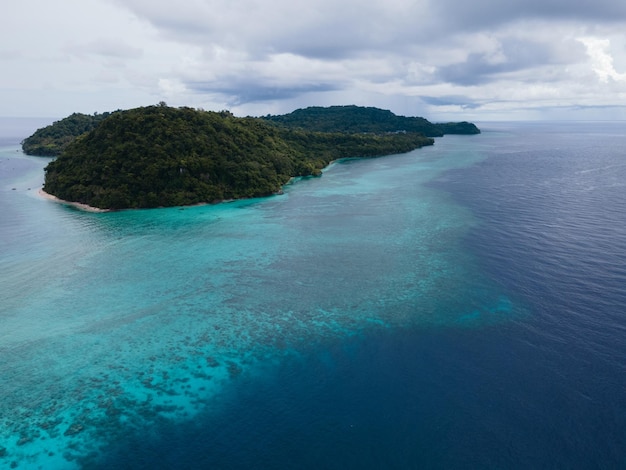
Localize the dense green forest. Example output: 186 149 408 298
43 105 435 209
263 105 480 136
23 105 479 158
22 111 117 155
435 121 482 134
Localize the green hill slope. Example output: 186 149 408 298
42 105 434 209
21 112 117 156
263 105 480 136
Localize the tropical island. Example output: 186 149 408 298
25 104 480 210
22 111 117 156
263 105 480 136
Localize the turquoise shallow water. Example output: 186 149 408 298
0 126 517 468
95 122 626 468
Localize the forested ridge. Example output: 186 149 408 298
263 105 480 136
42 105 435 209
24 104 479 159
22 111 118 156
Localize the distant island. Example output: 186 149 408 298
22 111 118 156
25 104 480 210
263 105 480 136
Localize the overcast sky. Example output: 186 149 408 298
3 0 626 120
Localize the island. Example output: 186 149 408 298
262 105 480 136
25 104 480 210
22 111 117 156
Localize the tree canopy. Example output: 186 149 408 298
22 112 117 156
23 105 480 158
263 105 480 136
42 105 435 210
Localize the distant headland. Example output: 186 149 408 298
23 104 480 210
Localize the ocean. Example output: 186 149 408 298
1 119 625 469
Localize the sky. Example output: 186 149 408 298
2 0 626 121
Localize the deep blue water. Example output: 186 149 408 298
1 120 625 469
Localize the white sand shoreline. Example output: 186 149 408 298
38 189 110 213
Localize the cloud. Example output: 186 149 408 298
158 78 187 97
434 33 585 86
579 37 626 83
0 49 20 60
3 0 626 119
420 95 481 109
194 82 338 106
66 38 143 60
431 0 626 31
108 0 626 60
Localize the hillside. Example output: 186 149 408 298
263 105 480 136
23 105 479 158
21 111 117 156
42 105 435 209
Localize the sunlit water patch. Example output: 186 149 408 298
0 134 521 468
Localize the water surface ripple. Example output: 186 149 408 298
1 121 625 468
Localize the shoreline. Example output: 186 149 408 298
35 157 382 213
34 160 365 213
38 189 110 213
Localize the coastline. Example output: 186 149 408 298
38 188 110 213
35 158 376 213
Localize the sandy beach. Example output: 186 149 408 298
38 188 110 213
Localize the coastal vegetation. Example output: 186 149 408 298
263 105 480 136
24 105 479 160
42 105 436 209
21 111 117 156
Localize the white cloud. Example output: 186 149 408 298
2 0 626 119
579 37 626 83
65 38 143 60
158 78 187 98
